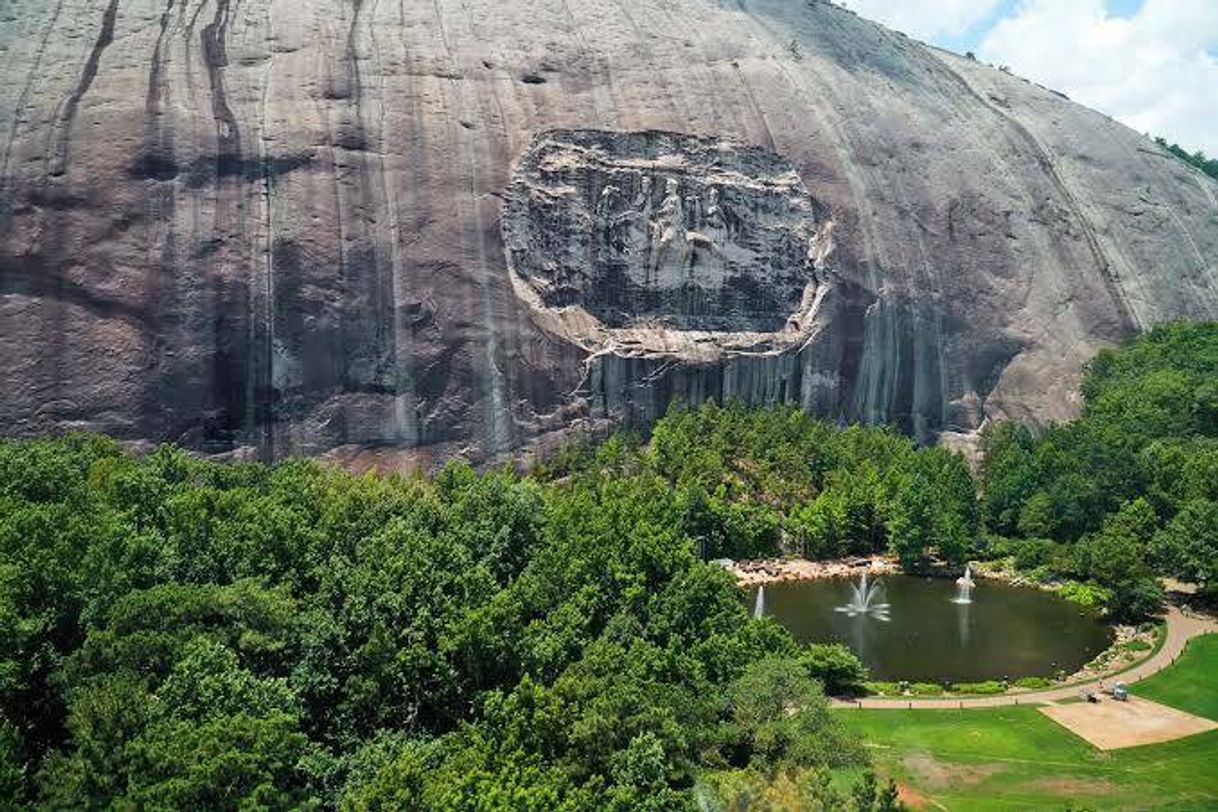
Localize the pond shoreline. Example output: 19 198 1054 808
730 555 1160 692
840 605 1216 708
723 555 898 586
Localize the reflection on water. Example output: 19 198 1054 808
749 575 1111 682
957 597 970 648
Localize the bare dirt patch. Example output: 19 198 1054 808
1041 696 1218 750
895 781 946 810
904 754 1004 788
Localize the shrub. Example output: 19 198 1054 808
971 533 1012 561
865 682 900 696
951 681 1005 695
800 643 869 697
910 682 944 696
1108 576 1164 623
1057 580 1112 611
1013 676 1051 690
1012 538 1057 571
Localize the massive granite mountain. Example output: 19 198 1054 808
3 0 1217 466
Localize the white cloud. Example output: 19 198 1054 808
978 0 1218 155
844 0 1003 40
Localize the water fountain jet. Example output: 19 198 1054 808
835 572 890 621
952 565 975 605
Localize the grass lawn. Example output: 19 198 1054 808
836 634 1218 810
1135 634 1218 720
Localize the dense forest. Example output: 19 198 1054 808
3 321 1217 808
980 321 1218 618
1 409 922 808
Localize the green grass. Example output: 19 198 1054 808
836 634 1218 810
1136 634 1218 721
840 709 1218 810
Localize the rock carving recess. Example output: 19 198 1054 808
503 130 837 363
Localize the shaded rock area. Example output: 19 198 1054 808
1 0 1217 466
504 129 826 334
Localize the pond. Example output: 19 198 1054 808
748 575 1113 683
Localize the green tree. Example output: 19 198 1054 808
726 657 863 772
887 484 934 571
1152 499 1218 595
1074 499 1163 621
851 769 907 811
42 639 323 810
1 719 23 806
800 644 869 697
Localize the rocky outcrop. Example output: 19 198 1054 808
1 0 1216 465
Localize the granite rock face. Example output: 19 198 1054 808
504 129 826 334
2 0 1217 465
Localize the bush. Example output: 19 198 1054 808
1012 538 1057 571
1108 576 1164 623
1027 564 1055 584
910 682 944 696
1013 676 1051 690
801 644 869 697
1057 580 1112 611
971 533 1013 561
1155 136 1218 181
728 657 865 770
951 681 1005 695
865 682 900 696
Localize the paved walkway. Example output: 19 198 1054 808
836 605 1218 710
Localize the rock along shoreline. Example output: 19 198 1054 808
722 556 898 586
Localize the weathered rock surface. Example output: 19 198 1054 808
505 129 828 334
1 0 1216 465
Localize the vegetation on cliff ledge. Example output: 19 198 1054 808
1155 136 1218 180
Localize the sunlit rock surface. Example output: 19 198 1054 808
2 0 1216 464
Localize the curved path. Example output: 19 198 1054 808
836 605 1218 710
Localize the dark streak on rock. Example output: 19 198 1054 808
201 0 241 167
341 0 396 401
137 0 179 439
129 151 316 187
50 0 121 177
194 238 224 259
146 1 175 120
137 0 176 181
0 254 147 328
338 0 368 154
200 0 265 451
1 0 67 205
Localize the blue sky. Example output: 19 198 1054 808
932 1 1021 53
847 0 1217 154
929 0 1144 52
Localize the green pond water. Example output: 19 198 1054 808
748 575 1113 683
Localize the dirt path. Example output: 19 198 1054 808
836 606 1218 710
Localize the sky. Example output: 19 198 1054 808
842 0 1218 155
